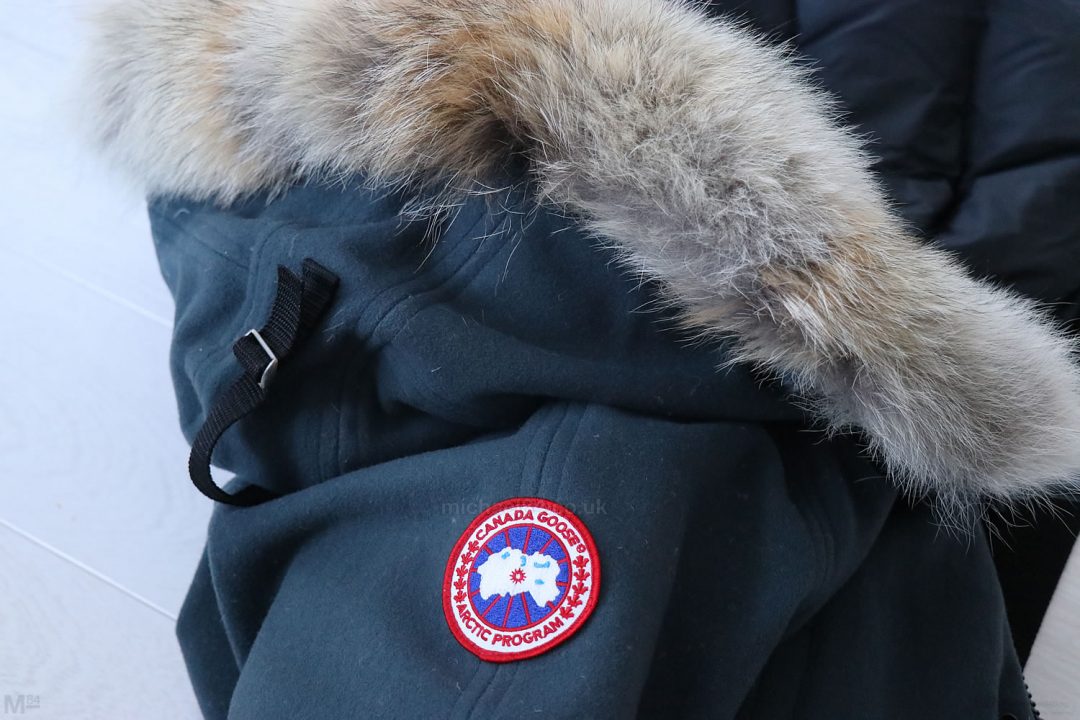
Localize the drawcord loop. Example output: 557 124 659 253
187 258 339 506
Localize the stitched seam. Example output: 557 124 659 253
352 213 521 430
549 405 588 500
766 427 829 628
366 208 496 345
935 2 989 235
151 209 251 271
459 405 569 720
380 211 513 350
448 410 553 720
187 222 287 394
489 405 587 718
787 621 819 717
356 205 491 338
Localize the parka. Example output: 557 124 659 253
86 0 1080 717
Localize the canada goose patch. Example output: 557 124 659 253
443 498 600 662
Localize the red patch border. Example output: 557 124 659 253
442 497 601 662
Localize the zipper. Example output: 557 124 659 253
1023 676 1042 720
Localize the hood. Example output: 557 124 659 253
86 0 1080 515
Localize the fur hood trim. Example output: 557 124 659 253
87 0 1080 515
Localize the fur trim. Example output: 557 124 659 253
87 0 1080 515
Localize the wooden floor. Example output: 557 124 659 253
0 1 206 717
0 1 1076 718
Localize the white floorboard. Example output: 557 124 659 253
0 248 208 615
0 1 211 717
0 523 201 720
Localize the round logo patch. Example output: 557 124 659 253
443 497 600 662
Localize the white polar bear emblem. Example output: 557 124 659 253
476 547 561 608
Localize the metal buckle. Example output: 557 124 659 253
244 329 279 390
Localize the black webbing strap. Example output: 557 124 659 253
188 258 340 506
